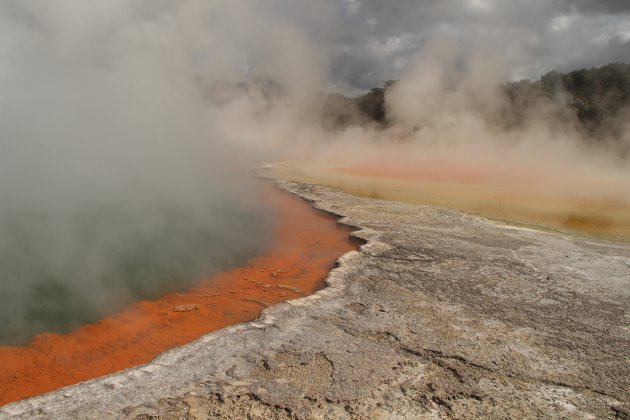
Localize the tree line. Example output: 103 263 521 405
318 62 630 150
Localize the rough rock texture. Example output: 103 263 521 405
2 181 629 419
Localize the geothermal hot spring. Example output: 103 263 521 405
2 156 629 406
0 179 357 405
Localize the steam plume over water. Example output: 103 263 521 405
0 1 300 345
1 1 629 345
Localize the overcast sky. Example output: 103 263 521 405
1 0 629 93
325 0 630 90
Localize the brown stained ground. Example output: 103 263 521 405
0 183 356 406
268 160 630 240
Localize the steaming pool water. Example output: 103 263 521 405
0 184 273 347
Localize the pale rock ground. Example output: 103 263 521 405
1 179 629 419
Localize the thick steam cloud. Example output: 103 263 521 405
0 0 326 344
0 0 628 344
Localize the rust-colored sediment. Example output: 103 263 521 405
332 161 630 238
0 184 356 406
271 160 630 239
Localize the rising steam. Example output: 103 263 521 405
0 1 324 344
0 1 628 344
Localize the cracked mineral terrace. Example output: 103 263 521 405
1 179 629 419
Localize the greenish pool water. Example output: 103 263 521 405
0 184 273 346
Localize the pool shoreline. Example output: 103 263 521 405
0 181 357 406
